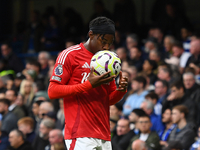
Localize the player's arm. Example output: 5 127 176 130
48 67 116 99
109 71 128 105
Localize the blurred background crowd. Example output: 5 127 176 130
0 0 200 150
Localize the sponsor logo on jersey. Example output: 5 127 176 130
82 62 90 68
51 76 62 82
55 65 63 76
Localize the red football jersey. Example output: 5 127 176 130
49 43 125 141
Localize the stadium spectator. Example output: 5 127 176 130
163 35 176 58
149 50 162 67
157 67 174 85
186 39 200 67
171 41 191 74
1 42 24 73
38 51 50 76
123 76 148 116
154 79 169 105
43 111 63 130
116 47 127 63
128 109 146 134
39 101 54 119
131 139 148 150
17 117 36 143
183 72 200 125
145 92 161 116
159 108 176 148
12 73 25 92
22 10 44 53
183 72 200 103
181 27 192 53
45 129 65 150
41 15 62 51
162 80 197 125
126 34 139 51
31 100 45 128
111 118 135 150
6 129 33 150
110 103 122 121
51 143 66 150
19 79 35 110
148 27 164 45
32 118 55 150
0 122 10 150
142 59 157 84
129 47 144 72
5 89 26 119
142 37 158 60
113 30 126 49
0 98 18 135
140 100 164 133
127 114 161 150
162 105 195 150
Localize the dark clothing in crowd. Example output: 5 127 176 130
185 54 200 67
32 135 49 150
128 58 144 72
0 132 9 150
1 112 18 135
6 141 33 150
127 132 161 150
26 131 36 144
162 96 198 126
23 23 44 53
163 124 195 150
2 53 24 73
112 130 135 150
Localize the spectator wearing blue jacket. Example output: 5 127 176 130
140 100 164 133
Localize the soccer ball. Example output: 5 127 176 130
90 50 121 77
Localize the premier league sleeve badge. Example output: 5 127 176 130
55 65 63 76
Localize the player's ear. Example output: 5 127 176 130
88 30 94 39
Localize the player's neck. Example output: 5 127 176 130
83 40 93 54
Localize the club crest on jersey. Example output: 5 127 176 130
55 65 63 76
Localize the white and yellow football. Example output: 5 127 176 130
90 50 121 77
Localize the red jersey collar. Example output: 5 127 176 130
80 43 94 57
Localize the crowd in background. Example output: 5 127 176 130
0 0 200 150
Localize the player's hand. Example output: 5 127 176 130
117 71 128 92
88 67 116 88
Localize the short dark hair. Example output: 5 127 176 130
156 79 169 89
132 109 146 117
139 114 151 120
173 41 184 49
89 16 115 34
145 92 159 101
170 80 184 89
173 105 189 118
145 59 157 70
160 67 172 77
114 102 123 111
133 76 147 88
0 98 10 106
10 129 25 141
33 100 45 106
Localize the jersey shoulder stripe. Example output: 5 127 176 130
57 45 81 65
